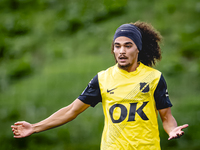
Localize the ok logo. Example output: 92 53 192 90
109 102 149 123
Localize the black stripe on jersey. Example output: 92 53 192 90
78 74 102 107
154 74 173 110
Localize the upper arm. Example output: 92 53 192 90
70 99 90 116
154 74 172 110
78 74 102 107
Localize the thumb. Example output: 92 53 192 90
179 124 189 130
14 121 26 126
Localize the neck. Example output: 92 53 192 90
118 62 140 72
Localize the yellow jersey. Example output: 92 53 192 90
79 63 172 150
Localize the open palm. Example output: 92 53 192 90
11 121 34 138
168 124 188 140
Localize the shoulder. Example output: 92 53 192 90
140 63 161 78
141 63 160 72
98 65 116 77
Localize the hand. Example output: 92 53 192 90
11 121 34 138
168 124 188 140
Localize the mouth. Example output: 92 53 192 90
118 55 128 61
119 55 128 59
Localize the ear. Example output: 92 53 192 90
113 53 118 63
111 42 114 54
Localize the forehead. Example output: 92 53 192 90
114 36 134 44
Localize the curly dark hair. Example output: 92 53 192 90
111 21 162 67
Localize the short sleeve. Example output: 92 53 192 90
78 75 102 107
154 74 173 110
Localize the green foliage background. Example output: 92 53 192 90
0 0 200 149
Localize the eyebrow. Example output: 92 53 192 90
114 42 133 45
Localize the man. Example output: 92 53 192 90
11 21 188 150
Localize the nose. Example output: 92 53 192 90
119 46 126 54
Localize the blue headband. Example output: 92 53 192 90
113 24 142 51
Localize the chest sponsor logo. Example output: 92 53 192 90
109 102 149 123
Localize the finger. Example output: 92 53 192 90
176 134 180 138
179 124 189 129
178 131 184 137
168 136 173 140
14 121 25 126
14 135 23 138
169 131 185 140
169 135 177 140
177 130 184 134
168 135 175 140
11 125 18 129
14 131 19 135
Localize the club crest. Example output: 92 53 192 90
140 82 149 93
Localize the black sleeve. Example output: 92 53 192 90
154 74 173 110
78 75 102 107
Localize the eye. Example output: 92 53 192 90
126 45 132 48
114 45 120 48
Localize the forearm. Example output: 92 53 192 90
32 104 76 133
32 99 90 134
162 115 177 135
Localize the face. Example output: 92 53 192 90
113 36 139 72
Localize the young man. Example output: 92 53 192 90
11 21 188 150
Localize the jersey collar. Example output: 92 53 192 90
114 62 144 78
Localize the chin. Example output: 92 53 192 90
118 63 131 69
